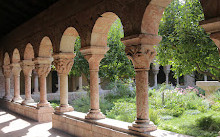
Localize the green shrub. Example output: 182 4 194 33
49 100 60 109
211 102 220 111
185 110 201 115
105 80 135 102
196 115 220 131
149 109 160 125
72 95 90 113
106 101 136 123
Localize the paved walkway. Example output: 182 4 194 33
0 108 73 137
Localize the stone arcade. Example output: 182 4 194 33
0 0 219 136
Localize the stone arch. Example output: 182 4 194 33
39 36 53 57
91 12 120 47
60 27 79 53
141 0 172 35
12 48 20 63
4 52 10 65
24 43 34 60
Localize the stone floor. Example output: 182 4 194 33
0 108 73 137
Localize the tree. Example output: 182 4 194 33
70 19 135 83
157 0 220 81
99 19 135 82
70 37 90 83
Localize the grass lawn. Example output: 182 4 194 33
159 111 220 137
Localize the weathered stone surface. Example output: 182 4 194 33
196 81 220 97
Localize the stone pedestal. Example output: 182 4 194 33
122 34 161 132
53 53 75 114
81 46 109 120
196 81 220 97
11 63 22 102
35 57 53 108
21 60 35 105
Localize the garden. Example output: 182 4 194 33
50 81 220 137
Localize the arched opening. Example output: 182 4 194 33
60 27 79 52
91 12 119 47
12 49 20 63
24 43 34 60
4 52 10 66
39 36 53 57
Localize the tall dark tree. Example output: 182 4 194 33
157 0 220 81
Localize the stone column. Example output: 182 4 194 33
33 70 39 94
53 53 75 113
184 72 195 87
163 65 171 85
176 76 180 85
152 63 160 87
11 62 22 102
122 34 161 132
35 57 53 108
204 74 208 81
80 46 109 120
21 60 35 105
3 65 12 101
78 76 83 91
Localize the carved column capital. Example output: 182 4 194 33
3 65 11 78
11 63 22 76
35 57 53 77
80 46 109 70
122 34 161 70
22 60 35 76
163 65 171 75
53 53 75 75
125 45 156 70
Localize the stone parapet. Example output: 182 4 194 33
0 99 54 122
52 111 192 137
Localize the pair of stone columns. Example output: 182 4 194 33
78 34 159 132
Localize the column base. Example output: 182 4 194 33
55 105 74 114
85 109 105 120
37 101 51 108
12 96 22 102
21 98 35 105
3 95 12 101
129 120 157 133
33 91 40 95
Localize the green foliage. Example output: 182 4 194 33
157 0 220 81
99 19 135 82
196 115 220 131
106 100 136 123
70 37 89 79
72 95 90 113
105 80 135 101
49 100 60 109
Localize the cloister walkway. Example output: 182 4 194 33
0 108 72 137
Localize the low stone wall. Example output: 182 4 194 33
0 99 54 122
20 90 110 102
52 111 191 137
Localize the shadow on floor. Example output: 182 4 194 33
0 107 74 137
